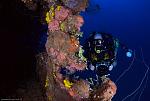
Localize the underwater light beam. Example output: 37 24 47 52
130 48 149 101
121 48 150 101
115 50 136 83
137 72 149 101
129 69 149 101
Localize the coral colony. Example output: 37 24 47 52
22 0 117 101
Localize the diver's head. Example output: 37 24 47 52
91 32 104 53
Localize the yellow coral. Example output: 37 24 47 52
48 96 52 101
57 5 61 11
63 79 73 88
50 6 54 11
53 72 57 78
45 6 55 23
51 12 55 17
45 77 49 88
60 22 65 31
78 46 87 62
46 12 51 23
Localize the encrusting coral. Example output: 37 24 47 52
21 0 117 101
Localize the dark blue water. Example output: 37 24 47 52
80 0 150 101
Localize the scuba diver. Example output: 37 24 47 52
60 32 132 89
83 32 118 76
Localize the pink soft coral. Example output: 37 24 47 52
62 15 84 33
90 77 117 101
48 47 67 65
74 15 84 31
48 19 60 32
69 80 90 100
66 56 86 72
55 6 70 21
